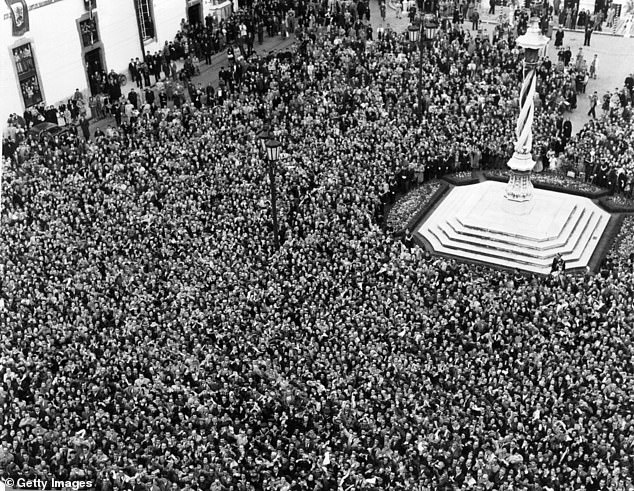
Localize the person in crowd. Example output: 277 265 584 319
588 90 598 118
73 88 84 102
471 9 479 30
589 53 598 79
550 252 566 273
606 4 616 27
128 58 140 88
128 88 139 110
584 17 594 46
554 26 564 48
79 115 90 140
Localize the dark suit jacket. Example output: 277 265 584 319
563 121 572 139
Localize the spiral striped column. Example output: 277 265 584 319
515 67 537 155
505 19 549 203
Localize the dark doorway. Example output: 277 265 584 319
187 3 202 26
85 48 104 96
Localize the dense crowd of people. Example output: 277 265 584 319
77 0 308 128
2 6 634 491
130 0 349 87
560 73 634 193
564 116 634 194
5 89 89 134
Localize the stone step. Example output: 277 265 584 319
445 205 584 250
426 212 605 273
456 204 581 243
431 182 577 241
436 207 601 260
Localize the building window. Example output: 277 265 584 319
19 75 43 108
135 0 155 40
80 18 99 47
12 44 43 107
13 43 35 76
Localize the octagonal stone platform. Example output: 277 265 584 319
416 181 610 274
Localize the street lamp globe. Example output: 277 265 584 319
408 24 420 43
424 14 438 41
266 139 281 162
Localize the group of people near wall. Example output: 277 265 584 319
565 105 634 194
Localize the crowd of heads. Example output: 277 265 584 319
9 89 88 131
170 0 308 68
562 74 634 193
2 6 634 491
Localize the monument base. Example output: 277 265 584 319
505 170 534 202
505 152 535 202
416 181 610 274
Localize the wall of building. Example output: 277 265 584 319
203 0 234 24
0 12 23 121
31 0 88 104
2 0 87 118
99 0 144 76
145 0 188 54
1 0 146 126
1 0 210 127
578 0 596 13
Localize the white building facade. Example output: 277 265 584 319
1 0 233 123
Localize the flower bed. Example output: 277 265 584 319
612 216 634 259
483 170 609 198
483 170 509 181
387 180 446 233
443 171 480 186
599 195 634 213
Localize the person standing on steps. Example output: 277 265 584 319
551 253 566 274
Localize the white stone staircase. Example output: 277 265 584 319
416 181 610 274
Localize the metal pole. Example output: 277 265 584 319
268 160 280 249
418 27 423 122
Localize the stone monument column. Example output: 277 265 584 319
505 19 550 202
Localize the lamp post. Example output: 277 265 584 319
257 127 281 249
409 15 438 122
504 17 549 202
265 139 281 250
